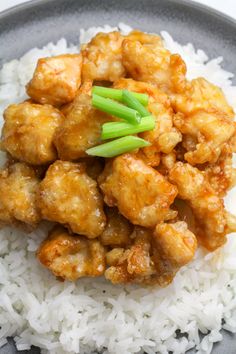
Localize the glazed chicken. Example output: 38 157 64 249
26 54 82 106
0 163 40 227
0 29 235 287
37 160 106 238
1 101 63 165
37 226 106 280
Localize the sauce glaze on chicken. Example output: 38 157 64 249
1 30 236 286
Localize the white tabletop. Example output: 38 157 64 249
0 0 236 20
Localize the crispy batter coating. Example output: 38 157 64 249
173 110 235 165
113 79 182 166
169 162 228 250
100 207 133 247
82 32 125 82
1 102 63 165
37 226 106 281
0 163 40 227
105 222 197 285
99 154 178 228
122 33 187 92
105 227 156 284
26 54 82 106
54 84 111 160
171 78 234 118
204 146 236 197
37 161 106 238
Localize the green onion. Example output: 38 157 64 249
101 116 155 140
92 86 149 106
86 136 150 158
92 94 141 125
122 89 150 117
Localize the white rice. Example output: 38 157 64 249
0 23 236 354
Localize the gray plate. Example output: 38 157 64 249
0 0 236 353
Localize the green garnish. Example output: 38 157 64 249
86 136 150 158
122 89 150 117
92 94 141 125
92 86 149 106
101 116 155 140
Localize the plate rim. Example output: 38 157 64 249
1 0 236 29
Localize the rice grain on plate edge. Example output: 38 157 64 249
0 23 236 354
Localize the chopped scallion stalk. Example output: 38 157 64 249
86 136 150 158
122 89 150 117
92 94 141 125
101 116 155 140
92 86 149 106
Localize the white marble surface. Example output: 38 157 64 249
0 0 236 19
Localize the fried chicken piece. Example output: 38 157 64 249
100 207 133 247
122 33 187 93
204 146 236 197
99 154 177 228
171 77 234 118
82 32 125 82
169 162 229 250
37 226 106 281
173 110 235 165
37 161 106 238
26 54 82 106
54 83 111 160
1 102 63 165
0 163 40 227
105 227 156 284
113 79 182 166
105 222 197 285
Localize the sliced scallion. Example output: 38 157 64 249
101 116 155 140
92 86 149 106
86 136 150 158
92 94 141 125
122 89 150 117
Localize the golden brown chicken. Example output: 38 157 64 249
0 163 40 227
99 154 178 228
173 110 235 165
26 54 82 106
1 101 63 165
122 32 187 93
37 160 106 238
169 162 231 250
100 207 133 247
105 222 197 285
82 31 125 82
54 83 112 160
37 226 106 281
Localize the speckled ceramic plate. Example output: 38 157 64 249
0 0 236 353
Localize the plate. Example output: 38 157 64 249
0 0 236 353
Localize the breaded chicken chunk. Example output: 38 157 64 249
0 163 40 227
37 226 106 281
82 32 125 82
26 54 82 106
1 102 63 165
122 33 187 93
169 162 228 250
54 83 111 160
173 110 235 165
99 154 178 228
100 207 133 247
105 222 197 285
105 227 156 284
113 79 182 166
37 161 106 238
171 77 234 118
